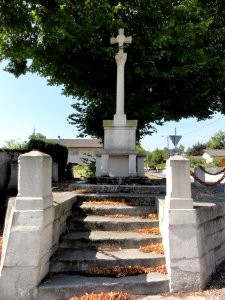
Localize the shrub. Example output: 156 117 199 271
80 154 96 178
26 139 68 180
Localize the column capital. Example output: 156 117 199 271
115 52 127 65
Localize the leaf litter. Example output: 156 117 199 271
139 243 164 254
69 291 137 300
141 213 158 220
83 264 167 277
133 227 160 235
83 201 128 206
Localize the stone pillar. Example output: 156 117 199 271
52 161 59 182
163 155 203 292
165 155 193 209
0 151 54 300
128 154 137 177
114 52 127 126
194 166 205 186
101 154 109 176
137 154 145 177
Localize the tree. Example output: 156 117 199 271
206 130 225 149
177 144 185 154
186 142 207 156
28 132 46 141
1 1 225 140
3 139 26 150
151 148 164 165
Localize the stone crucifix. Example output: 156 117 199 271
110 28 132 125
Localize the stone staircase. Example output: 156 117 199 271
38 192 169 299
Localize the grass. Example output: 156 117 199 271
73 165 88 179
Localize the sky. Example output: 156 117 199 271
0 60 224 152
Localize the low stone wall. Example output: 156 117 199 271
0 151 77 300
197 201 225 281
52 192 77 255
158 199 225 291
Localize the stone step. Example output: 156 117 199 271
60 230 162 249
50 248 165 273
70 184 166 194
76 193 157 206
73 204 157 217
68 215 159 231
38 273 169 300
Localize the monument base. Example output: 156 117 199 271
95 150 145 177
95 119 145 178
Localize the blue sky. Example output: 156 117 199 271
0 60 224 151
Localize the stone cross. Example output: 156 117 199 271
110 29 132 125
110 28 132 53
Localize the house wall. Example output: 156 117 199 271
202 153 213 163
68 147 101 164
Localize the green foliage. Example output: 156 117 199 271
206 130 225 149
80 154 96 179
136 144 145 152
188 155 206 168
188 155 222 168
177 144 185 154
28 132 46 140
26 138 68 179
1 1 225 139
155 162 166 170
2 139 26 150
186 142 207 156
211 157 223 167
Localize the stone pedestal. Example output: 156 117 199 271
165 155 193 209
0 151 54 300
96 120 145 177
163 156 202 292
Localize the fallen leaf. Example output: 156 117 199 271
133 227 160 235
139 243 164 254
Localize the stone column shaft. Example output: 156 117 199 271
129 154 137 177
101 154 109 176
114 53 127 125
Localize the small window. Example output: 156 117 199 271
69 150 80 156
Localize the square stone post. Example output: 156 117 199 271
101 154 109 176
194 166 205 187
163 155 203 292
0 151 54 300
165 155 193 209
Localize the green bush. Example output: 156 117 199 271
188 156 222 169
26 139 68 180
80 154 96 178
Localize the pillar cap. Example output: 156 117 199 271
20 150 50 157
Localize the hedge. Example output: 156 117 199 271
26 139 68 180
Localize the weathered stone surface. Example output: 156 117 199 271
166 156 193 209
38 273 169 300
68 215 158 231
50 248 165 273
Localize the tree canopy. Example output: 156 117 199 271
1 0 225 140
206 130 225 149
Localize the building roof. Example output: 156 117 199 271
203 149 225 157
47 138 103 148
